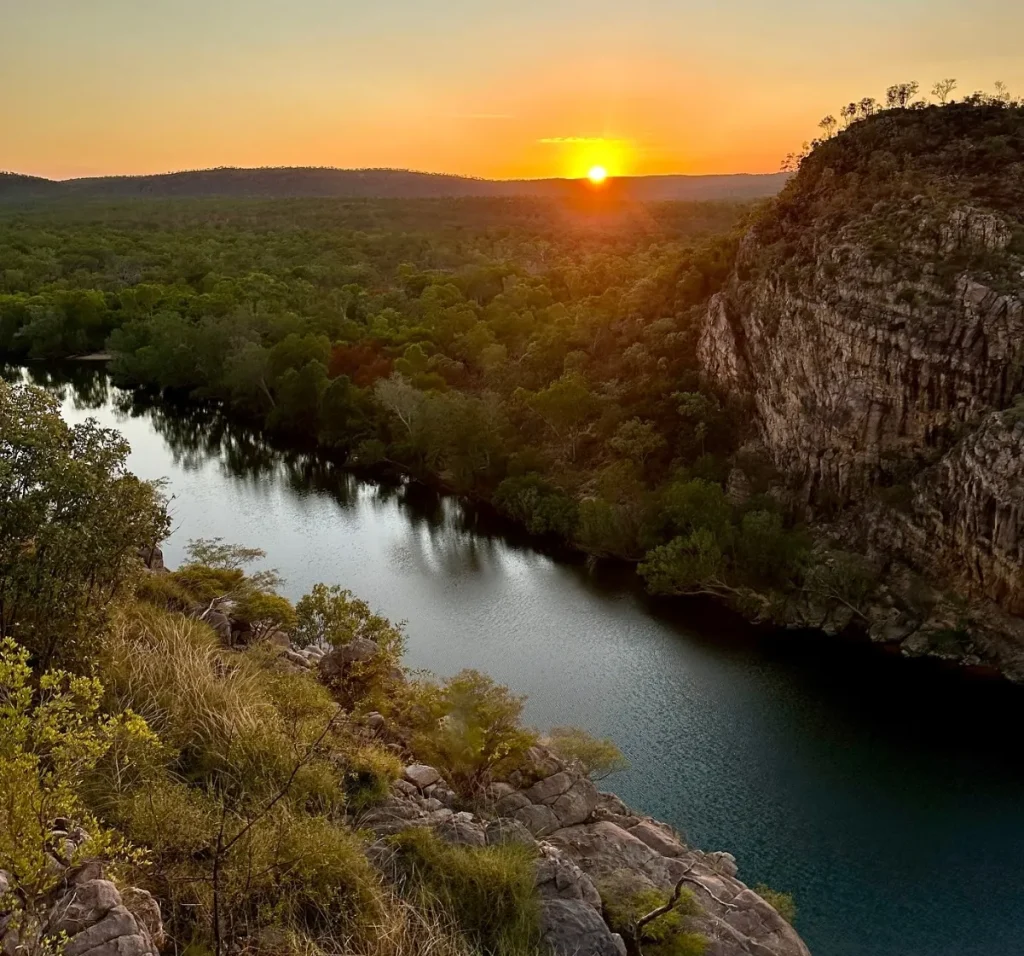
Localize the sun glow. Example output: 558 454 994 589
587 165 608 184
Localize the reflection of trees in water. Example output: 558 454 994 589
23 366 548 582
4 363 112 410
390 486 510 580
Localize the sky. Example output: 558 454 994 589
2 0 1022 180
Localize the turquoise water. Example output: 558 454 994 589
33 367 1024 956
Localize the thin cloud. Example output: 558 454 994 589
538 136 629 145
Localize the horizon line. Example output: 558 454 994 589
2 165 790 184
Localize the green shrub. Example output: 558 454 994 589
600 876 706 956
493 474 579 539
388 828 541 955
754 884 797 924
545 727 629 780
0 638 158 943
408 669 537 794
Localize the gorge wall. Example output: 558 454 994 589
698 103 1024 677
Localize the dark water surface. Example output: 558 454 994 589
26 366 1024 956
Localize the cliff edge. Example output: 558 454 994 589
699 101 1024 676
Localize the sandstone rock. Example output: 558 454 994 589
485 818 536 847
403 764 441 790
120 888 164 949
698 177 1024 677
435 814 486 847
513 804 560 837
550 823 809 956
539 899 624 956
47 879 122 936
524 771 575 805
550 777 600 828
43 879 159 956
628 820 686 858
137 545 164 571
535 846 602 909
704 850 739 878
319 638 380 681
204 610 232 643
494 791 532 815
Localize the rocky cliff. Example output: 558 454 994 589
699 102 1024 676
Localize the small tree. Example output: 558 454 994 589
817 115 838 139
293 583 403 652
0 382 170 670
931 78 957 105
886 82 920 109
410 670 536 793
546 727 629 780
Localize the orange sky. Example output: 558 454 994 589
3 0 1022 180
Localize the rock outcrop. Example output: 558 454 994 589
699 103 1024 677
361 748 810 956
0 827 163 956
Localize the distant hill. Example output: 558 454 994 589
0 167 789 203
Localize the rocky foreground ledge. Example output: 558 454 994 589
12 548 808 956
357 749 809 956
262 635 811 956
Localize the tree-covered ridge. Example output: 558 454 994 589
0 168 789 203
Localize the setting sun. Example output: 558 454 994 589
587 165 608 184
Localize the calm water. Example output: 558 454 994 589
23 366 1024 956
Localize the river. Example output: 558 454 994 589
20 364 1024 956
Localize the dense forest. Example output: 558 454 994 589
0 195 816 609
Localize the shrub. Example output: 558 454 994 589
117 779 388 952
754 884 797 924
492 474 578 539
545 727 629 780
341 743 404 812
600 875 706 956
293 583 404 653
408 670 537 794
388 828 541 955
0 638 157 945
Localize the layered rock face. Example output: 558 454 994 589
699 104 1024 673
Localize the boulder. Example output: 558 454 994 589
137 545 164 571
435 813 487 847
120 888 164 949
47 879 122 936
485 818 537 848
535 846 601 909
203 610 232 642
512 804 560 837
550 777 600 828
705 850 739 878
43 879 159 956
550 824 810 956
494 791 532 816
319 639 380 680
524 771 575 805
628 820 686 858
403 764 441 790
539 899 625 956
